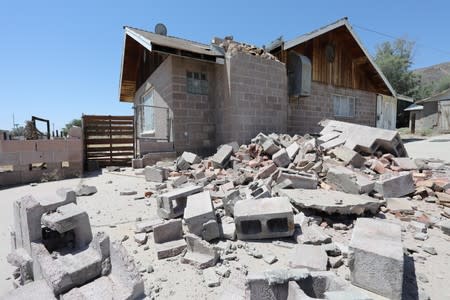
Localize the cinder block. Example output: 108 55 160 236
132 158 143 169
184 191 219 241
144 166 169 183
286 142 300 160
262 139 280 155
272 148 290 167
349 218 403 300
234 197 294 240
212 145 233 168
181 151 201 165
153 219 187 259
374 171 415 198
181 233 219 269
330 146 365 168
276 170 318 189
326 166 374 194
157 185 203 219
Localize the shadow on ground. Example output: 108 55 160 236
402 255 418 300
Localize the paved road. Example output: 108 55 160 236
404 134 450 162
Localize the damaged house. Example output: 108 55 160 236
118 18 397 159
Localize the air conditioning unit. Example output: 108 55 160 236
287 51 311 97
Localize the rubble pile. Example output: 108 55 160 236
217 36 280 61
4 120 450 299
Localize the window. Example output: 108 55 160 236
187 71 208 95
333 94 356 117
141 89 155 134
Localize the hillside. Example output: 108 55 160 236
414 61 450 86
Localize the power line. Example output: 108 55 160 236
353 24 450 57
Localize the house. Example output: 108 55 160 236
267 18 396 132
405 88 450 133
118 18 397 158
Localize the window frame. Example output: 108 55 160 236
332 94 356 118
186 71 208 95
140 89 155 136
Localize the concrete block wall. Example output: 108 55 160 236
171 56 217 156
134 56 174 156
135 56 217 156
288 82 377 135
215 52 288 146
0 139 82 187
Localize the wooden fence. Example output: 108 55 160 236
82 115 134 168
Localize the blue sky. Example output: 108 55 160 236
1 0 449 132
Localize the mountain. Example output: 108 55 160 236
414 62 450 86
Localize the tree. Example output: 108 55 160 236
62 118 81 135
434 75 450 93
10 125 25 137
374 39 431 99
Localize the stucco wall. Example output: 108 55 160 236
288 81 377 135
215 52 288 146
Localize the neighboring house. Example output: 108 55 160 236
118 18 397 157
405 88 450 133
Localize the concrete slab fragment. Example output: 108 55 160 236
289 244 328 271
280 189 382 215
326 166 374 194
386 197 414 214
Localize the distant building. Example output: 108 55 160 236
406 88 450 133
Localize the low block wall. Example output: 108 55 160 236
0 139 83 187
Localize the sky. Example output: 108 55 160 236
1 0 449 132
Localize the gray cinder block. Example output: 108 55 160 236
349 218 403 300
234 197 294 240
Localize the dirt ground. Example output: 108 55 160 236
1 165 450 299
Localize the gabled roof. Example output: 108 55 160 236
284 18 396 97
119 26 225 102
416 88 450 104
124 26 223 57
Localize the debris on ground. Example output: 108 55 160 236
3 120 450 299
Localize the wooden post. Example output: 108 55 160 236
411 112 416 134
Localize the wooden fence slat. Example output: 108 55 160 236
83 115 134 168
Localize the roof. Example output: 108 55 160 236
124 26 223 57
283 18 396 97
397 94 414 103
416 88 450 104
404 103 424 111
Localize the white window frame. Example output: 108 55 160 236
333 94 356 118
140 89 155 136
